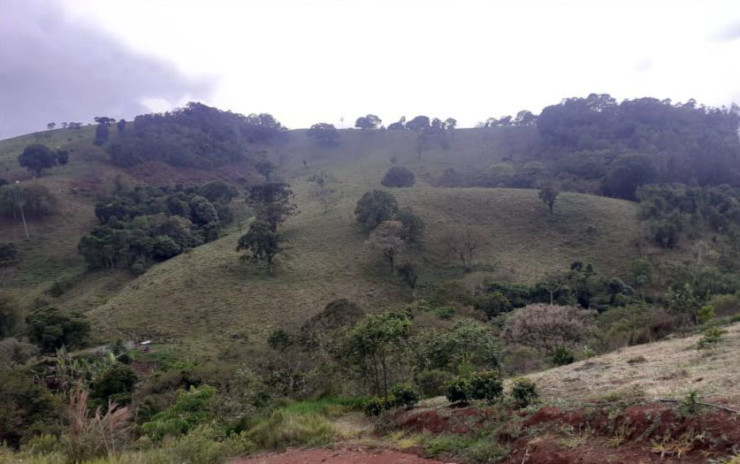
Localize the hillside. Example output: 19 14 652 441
1 126 642 350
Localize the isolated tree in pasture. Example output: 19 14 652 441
236 220 285 271
355 114 382 130
438 225 489 272
46 122 56 130
538 182 560 215
255 160 275 182
366 220 406 272
381 166 415 188
354 190 399 232
245 183 297 232
445 118 457 130
18 144 57 176
306 123 340 145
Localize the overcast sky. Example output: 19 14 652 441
2 0 740 138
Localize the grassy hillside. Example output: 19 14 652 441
1 127 642 351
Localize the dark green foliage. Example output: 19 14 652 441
0 242 19 266
26 307 90 353
91 363 138 405
473 291 512 318
405 115 430 131
697 325 725 349
0 183 58 219
0 292 22 338
18 144 58 176
93 122 109 145
109 103 284 168
445 376 471 404
267 329 294 352
602 153 656 200
468 370 503 402
354 190 399 232
510 377 538 408
550 347 575 366
538 182 560 214
364 396 390 416
306 123 340 145
56 150 69 165
237 220 284 268
245 183 297 232
355 114 381 130
390 383 420 409
396 208 425 246
0 369 60 449
381 166 415 188
80 184 229 272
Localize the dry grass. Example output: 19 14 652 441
514 322 740 408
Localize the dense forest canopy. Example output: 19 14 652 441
108 102 286 168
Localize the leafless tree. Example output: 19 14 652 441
438 225 489 272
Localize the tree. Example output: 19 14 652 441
56 150 69 165
245 183 297 232
340 310 412 400
26 307 91 353
18 144 57 176
397 208 425 247
255 160 275 182
405 115 430 131
602 153 656 200
366 220 406 272
94 123 109 145
306 123 340 145
46 122 56 130
502 304 596 353
355 114 382 130
116 119 126 133
236 220 284 271
381 166 415 188
387 116 406 130
396 261 418 298
445 118 457 130
354 190 399 232
538 272 570 305
438 225 489 272
538 182 560 215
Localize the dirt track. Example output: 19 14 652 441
232 448 453 464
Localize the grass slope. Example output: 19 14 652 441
1 128 642 351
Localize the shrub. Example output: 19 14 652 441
0 243 19 266
415 370 453 398
142 385 216 441
510 377 538 408
550 347 575 366
390 383 420 409
354 190 399 232
696 304 715 324
170 425 244 464
91 364 138 405
381 167 415 188
697 326 726 350
468 370 503 403
445 377 471 404
502 304 596 353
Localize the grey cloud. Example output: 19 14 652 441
712 20 740 42
0 1 213 139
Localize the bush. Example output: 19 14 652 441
381 167 415 188
170 425 244 464
91 364 138 405
415 370 453 398
0 243 19 266
354 190 399 232
390 383 420 409
142 385 216 441
510 377 538 408
502 304 596 353
696 304 715 324
468 370 503 403
697 325 726 350
550 347 575 366
445 377 471 404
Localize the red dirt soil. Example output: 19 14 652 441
231 448 453 464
